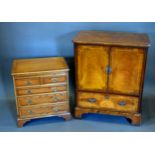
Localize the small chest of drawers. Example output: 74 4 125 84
12 57 71 127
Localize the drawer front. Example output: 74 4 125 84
15 78 40 87
16 84 67 96
17 92 68 106
19 103 69 118
42 76 67 84
78 92 139 112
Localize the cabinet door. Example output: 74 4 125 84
76 45 109 91
109 47 145 95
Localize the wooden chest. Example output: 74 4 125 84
12 57 71 127
73 31 150 125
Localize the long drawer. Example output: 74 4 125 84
77 92 139 112
19 103 69 118
15 75 67 87
16 84 67 96
17 92 68 106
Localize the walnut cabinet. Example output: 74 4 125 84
73 31 150 125
12 57 71 127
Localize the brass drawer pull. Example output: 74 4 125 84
26 81 32 85
51 87 58 92
28 110 33 115
53 96 61 102
27 90 32 94
87 98 96 103
105 66 112 74
118 101 126 106
51 78 57 82
27 99 32 104
53 107 59 112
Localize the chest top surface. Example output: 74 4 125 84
73 30 150 47
12 57 69 75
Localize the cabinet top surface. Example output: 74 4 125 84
73 31 150 47
12 57 69 75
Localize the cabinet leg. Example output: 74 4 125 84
62 114 72 121
131 113 141 125
17 119 30 127
75 108 83 119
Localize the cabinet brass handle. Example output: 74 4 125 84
51 87 58 92
27 90 32 94
105 66 112 74
87 98 96 103
118 101 126 106
27 99 32 104
26 81 32 85
28 110 33 115
51 78 57 82
53 107 59 112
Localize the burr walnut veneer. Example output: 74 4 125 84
12 57 71 127
73 31 150 125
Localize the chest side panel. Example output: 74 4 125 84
76 45 109 91
109 47 145 95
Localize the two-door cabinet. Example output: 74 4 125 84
73 31 150 125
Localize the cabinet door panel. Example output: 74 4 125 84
109 47 145 95
77 45 109 91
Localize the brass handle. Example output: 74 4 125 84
28 110 33 115
51 87 58 92
51 78 57 82
53 96 61 102
105 66 112 74
87 98 96 103
27 99 32 104
53 107 59 112
118 101 126 106
26 81 32 85
27 90 32 94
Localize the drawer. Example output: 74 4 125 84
16 84 67 96
78 92 139 112
17 92 68 106
19 103 69 118
15 77 40 87
42 76 67 84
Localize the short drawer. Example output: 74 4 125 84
42 76 67 84
16 84 67 96
15 77 40 87
17 92 68 106
78 92 139 112
19 103 69 118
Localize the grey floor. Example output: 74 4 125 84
0 59 155 132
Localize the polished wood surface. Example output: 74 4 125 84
17 92 68 106
78 92 139 112
12 57 69 75
109 47 145 95
16 84 67 96
73 31 150 47
77 45 109 91
12 57 71 127
74 31 149 125
19 103 69 118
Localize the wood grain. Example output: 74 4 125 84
78 92 139 112
12 57 69 75
17 92 68 106
73 31 150 47
16 84 67 96
108 47 145 95
77 45 109 91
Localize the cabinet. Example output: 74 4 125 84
73 31 150 125
12 57 71 127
